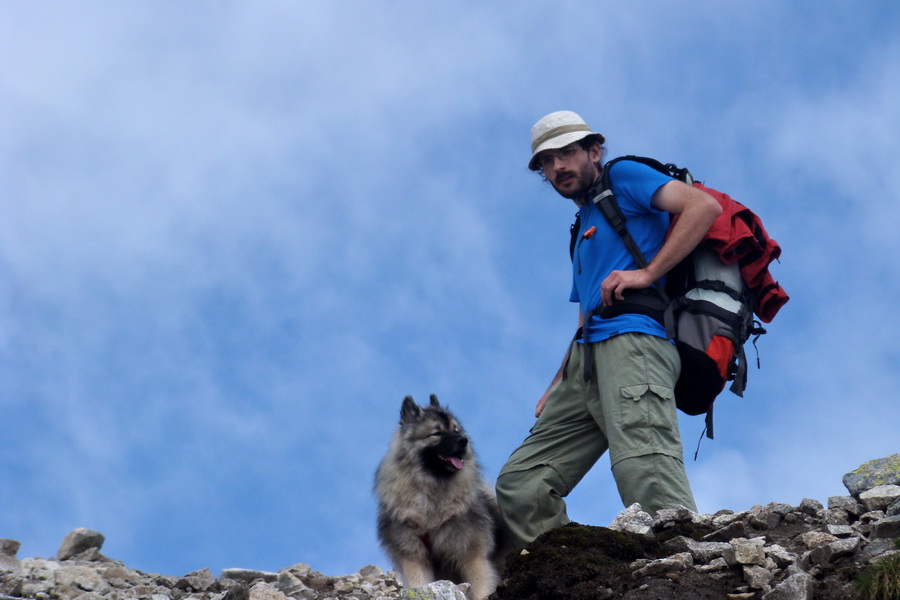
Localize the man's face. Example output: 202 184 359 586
537 141 602 199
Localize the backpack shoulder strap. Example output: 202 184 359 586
591 155 684 268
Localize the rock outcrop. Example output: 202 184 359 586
497 453 900 599
1 454 898 600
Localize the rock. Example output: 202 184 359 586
808 537 859 566
764 544 797 568
663 536 731 563
248 581 291 600
57 528 105 561
220 569 279 584
859 484 900 511
797 531 837 549
399 580 468 599
609 503 654 534
176 568 218 592
871 513 900 539
724 537 767 566
0 539 22 575
704 519 747 542
748 505 782 530
824 523 853 537
762 571 814 600
828 495 864 515
632 552 692 577
843 453 900 496
744 564 774 589
357 564 384 578
797 498 823 518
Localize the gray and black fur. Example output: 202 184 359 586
374 395 502 600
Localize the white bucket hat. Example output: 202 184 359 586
528 111 605 171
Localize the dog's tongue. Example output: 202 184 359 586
449 457 464 470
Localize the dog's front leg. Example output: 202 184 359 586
397 556 434 590
460 558 498 600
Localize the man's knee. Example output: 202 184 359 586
495 465 571 551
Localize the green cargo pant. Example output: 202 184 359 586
496 332 696 551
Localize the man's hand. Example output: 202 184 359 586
600 268 655 306
598 180 722 307
535 387 551 417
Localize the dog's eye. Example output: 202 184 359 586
429 431 442 437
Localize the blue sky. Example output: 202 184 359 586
2 0 899 580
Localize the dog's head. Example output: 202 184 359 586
400 395 471 477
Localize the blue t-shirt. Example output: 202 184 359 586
570 160 674 342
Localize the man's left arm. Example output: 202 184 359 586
600 180 722 306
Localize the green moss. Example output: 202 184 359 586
850 455 900 487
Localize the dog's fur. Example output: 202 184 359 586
374 395 501 600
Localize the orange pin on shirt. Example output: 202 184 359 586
582 226 597 239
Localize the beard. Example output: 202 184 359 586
549 157 600 199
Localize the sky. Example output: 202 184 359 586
2 0 899 581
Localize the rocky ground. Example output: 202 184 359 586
2 454 898 600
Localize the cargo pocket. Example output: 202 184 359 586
618 383 676 433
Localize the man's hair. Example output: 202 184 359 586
579 135 606 168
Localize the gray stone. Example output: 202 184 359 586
859 484 900 511
828 495 864 515
724 538 766 566
664 536 732 563
0 539 21 575
704 519 747 542
632 553 691 578
823 508 850 526
609 503 653 534
765 544 797 568
221 569 279 584
0 539 20 557
825 524 854 537
859 537 900 562
762 571 814 600
871 513 900 539
797 498 824 518
651 506 702 530
57 528 105 561
54 565 112 594
748 505 782 530
843 453 900 496
696 557 729 572
809 537 859 566
798 531 837 549
744 564 774 589
399 580 468 600
176 568 218 592
249 582 291 600
357 564 384 578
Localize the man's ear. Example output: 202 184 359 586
588 141 603 165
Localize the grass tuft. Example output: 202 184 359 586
857 550 900 600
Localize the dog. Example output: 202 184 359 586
374 395 502 600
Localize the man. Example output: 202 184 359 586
495 111 722 552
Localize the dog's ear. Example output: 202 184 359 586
400 396 421 424
429 394 441 409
